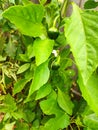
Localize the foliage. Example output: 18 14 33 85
0 0 98 130
84 0 98 9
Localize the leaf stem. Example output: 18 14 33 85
53 15 60 28
70 124 74 130
61 0 68 18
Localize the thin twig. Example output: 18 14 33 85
71 88 81 97
70 125 74 130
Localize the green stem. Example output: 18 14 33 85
70 124 74 130
53 15 60 28
61 0 68 18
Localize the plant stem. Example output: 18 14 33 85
61 0 68 18
70 125 74 130
53 15 60 28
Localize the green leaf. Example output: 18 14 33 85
27 43 35 59
9 0 15 4
84 0 98 9
40 91 57 115
77 99 93 117
27 61 50 98
15 121 29 130
5 41 16 58
32 119 40 128
22 0 32 5
35 83 52 100
40 91 70 130
39 0 47 5
0 55 6 62
57 88 74 115
33 38 54 66
4 122 15 130
12 111 24 120
44 112 70 130
0 94 17 112
78 73 98 115
5 94 17 111
17 63 30 74
64 3 98 84
13 70 33 95
83 113 98 129
13 79 28 95
85 127 94 130
56 33 67 45
22 35 33 47
0 35 6 55
25 111 35 123
2 4 46 38
12 107 35 122
19 54 30 62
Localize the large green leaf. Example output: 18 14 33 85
33 38 54 66
2 4 46 38
57 88 74 115
40 91 70 130
64 3 98 84
27 61 50 98
78 73 98 115
83 113 98 129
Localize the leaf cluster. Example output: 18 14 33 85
0 0 98 130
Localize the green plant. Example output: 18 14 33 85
0 0 98 130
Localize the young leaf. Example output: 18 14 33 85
27 61 50 98
33 38 54 66
57 88 74 115
17 63 30 74
13 79 28 95
78 73 98 115
13 70 34 95
64 3 98 84
35 83 52 100
2 4 46 38
27 43 35 59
